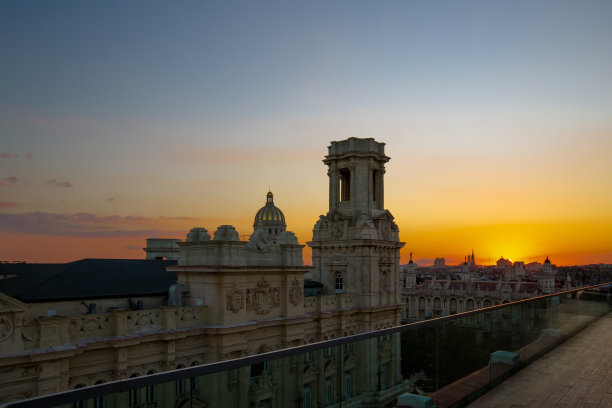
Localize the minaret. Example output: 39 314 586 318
539 256 555 294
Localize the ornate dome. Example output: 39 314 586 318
253 191 287 236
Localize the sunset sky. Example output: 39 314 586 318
1 1 611 266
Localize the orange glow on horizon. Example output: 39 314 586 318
2 215 611 267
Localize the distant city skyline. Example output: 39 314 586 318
1 1 611 266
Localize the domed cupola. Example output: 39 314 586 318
253 191 287 237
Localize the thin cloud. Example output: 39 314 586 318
124 215 152 221
24 152 32 160
26 117 49 127
4 176 17 183
170 147 319 166
45 179 72 188
1 152 18 159
0 202 20 208
0 212 179 238
158 216 200 220
124 245 142 251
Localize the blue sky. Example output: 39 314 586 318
1 1 611 264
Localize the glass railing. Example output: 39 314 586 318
3 283 610 408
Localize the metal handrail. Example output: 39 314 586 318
3 282 610 408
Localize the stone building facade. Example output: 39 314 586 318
0 138 407 407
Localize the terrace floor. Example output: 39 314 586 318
468 311 612 408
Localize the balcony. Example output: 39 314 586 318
2 283 610 408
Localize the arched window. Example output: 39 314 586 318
335 273 343 292
381 272 387 290
450 298 457 314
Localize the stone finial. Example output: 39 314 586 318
213 225 240 241
186 227 211 242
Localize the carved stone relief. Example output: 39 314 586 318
331 213 344 240
0 315 13 342
247 229 276 253
246 278 280 315
289 279 303 306
225 290 244 313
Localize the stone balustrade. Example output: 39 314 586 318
5 306 207 354
303 293 358 314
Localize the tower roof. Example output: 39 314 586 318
254 191 286 228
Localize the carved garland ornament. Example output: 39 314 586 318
289 279 303 306
226 290 244 313
246 278 280 315
0 315 13 342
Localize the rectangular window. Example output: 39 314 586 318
128 389 138 408
93 396 104 408
345 371 352 399
339 168 351 201
250 361 269 378
303 384 312 408
381 363 388 390
325 376 334 406
146 385 155 403
175 378 185 396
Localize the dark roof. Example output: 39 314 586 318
0 259 177 302
304 279 324 288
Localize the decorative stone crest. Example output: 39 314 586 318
289 279 303 306
226 290 244 313
246 278 280 315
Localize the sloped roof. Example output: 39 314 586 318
0 259 177 302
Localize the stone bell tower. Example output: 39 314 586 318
308 138 405 312
326 137 388 215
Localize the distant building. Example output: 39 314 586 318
497 256 512 268
143 238 180 260
401 257 558 322
434 257 445 268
